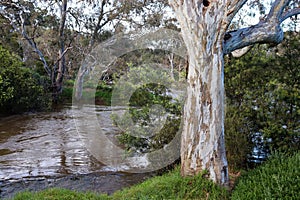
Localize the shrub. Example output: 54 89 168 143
225 103 254 171
224 33 300 167
231 152 300 199
0 45 50 114
111 65 184 154
112 83 183 154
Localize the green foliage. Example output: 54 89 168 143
12 188 109 200
0 16 22 56
224 32 300 168
112 65 184 154
0 45 50 114
225 103 254 171
95 82 113 105
231 152 300 199
112 167 229 200
60 79 113 105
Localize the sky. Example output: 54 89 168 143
36 0 299 32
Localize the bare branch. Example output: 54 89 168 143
89 0 107 47
281 7 300 23
224 0 296 54
19 11 51 76
266 0 290 22
54 47 72 67
226 0 248 23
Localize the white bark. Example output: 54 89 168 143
224 0 300 54
169 0 300 186
169 0 229 186
19 12 51 77
54 0 68 97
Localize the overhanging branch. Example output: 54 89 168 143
281 7 300 23
223 22 284 54
224 0 300 55
266 0 290 21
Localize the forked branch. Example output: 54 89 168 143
224 0 300 54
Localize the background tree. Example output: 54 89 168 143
0 0 71 101
0 45 49 114
168 0 300 186
1 0 170 101
74 0 171 100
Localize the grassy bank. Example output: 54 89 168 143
60 80 113 105
12 167 229 200
11 152 299 200
231 152 299 199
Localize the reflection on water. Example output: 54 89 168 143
0 104 155 199
0 104 120 181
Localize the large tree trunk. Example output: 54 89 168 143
169 0 229 186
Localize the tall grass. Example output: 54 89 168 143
231 152 300 199
112 167 229 200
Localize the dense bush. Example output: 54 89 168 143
0 45 50 114
225 103 254 171
112 65 184 154
224 32 300 169
231 152 300 199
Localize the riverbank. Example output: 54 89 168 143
8 152 300 200
0 171 153 199
60 80 113 105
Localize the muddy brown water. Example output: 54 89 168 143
0 104 152 199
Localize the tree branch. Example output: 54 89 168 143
223 22 284 54
89 0 107 47
19 11 51 76
280 7 300 23
266 0 290 22
223 0 300 55
226 0 248 23
54 47 72 67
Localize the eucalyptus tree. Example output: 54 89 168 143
0 0 71 100
0 0 168 101
74 0 170 100
168 0 300 186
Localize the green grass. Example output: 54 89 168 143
12 188 109 200
11 167 229 200
112 167 228 200
60 82 112 105
231 152 300 200
10 152 300 200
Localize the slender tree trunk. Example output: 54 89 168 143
169 0 229 186
53 0 68 101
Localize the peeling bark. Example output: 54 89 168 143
169 0 229 186
169 0 300 186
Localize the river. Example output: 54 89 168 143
0 104 152 199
